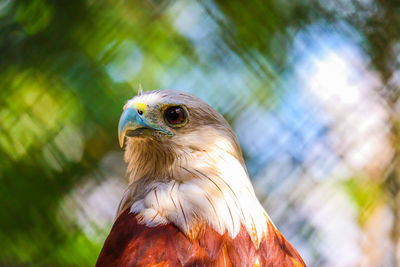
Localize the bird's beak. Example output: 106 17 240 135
118 107 172 148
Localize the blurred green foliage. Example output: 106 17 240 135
343 176 384 226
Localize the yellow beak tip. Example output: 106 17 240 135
118 130 126 148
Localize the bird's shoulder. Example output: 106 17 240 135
96 209 305 267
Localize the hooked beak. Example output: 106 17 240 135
118 107 172 147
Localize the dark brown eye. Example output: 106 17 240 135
164 106 186 125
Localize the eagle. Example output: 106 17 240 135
96 89 306 267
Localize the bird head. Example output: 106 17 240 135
118 89 244 182
117 89 271 247
118 90 191 147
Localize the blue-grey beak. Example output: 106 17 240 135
118 107 172 147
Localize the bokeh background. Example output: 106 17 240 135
1 0 400 266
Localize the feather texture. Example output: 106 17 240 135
96 210 305 267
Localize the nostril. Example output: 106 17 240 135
137 110 143 116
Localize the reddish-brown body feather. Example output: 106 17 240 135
96 210 305 267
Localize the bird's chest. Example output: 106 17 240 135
97 210 259 267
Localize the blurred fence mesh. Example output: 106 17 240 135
1 0 400 266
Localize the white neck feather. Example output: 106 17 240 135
120 129 271 247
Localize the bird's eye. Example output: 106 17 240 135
164 106 186 125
